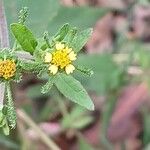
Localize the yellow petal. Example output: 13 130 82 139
68 51 77 61
49 65 58 75
44 53 52 63
65 64 75 74
56 42 65 50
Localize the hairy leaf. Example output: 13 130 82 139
11 23 38 54
70 28 92 53
54 23 71 41
55 73 94 110
41 76 55 94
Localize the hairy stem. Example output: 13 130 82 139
0 0 10 48
0 0 9 107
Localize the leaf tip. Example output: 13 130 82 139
86 101 95 111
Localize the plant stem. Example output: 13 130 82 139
0 0 9 107
0 83 5 106
0 0 10 48
17 109 61 150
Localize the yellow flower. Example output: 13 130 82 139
44 42 77 75
0 59 16 79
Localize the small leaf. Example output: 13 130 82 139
76 65 94 77
63 27 77 45
3 123 10 136
10 23 38 54
54 23 71 41
70 28 92 53
41 76 55 94
61 106 93 129
55 73 94 110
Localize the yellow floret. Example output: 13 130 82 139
0 59 16 79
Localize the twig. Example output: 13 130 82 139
0 0 9 107
17 109 61 150
0 0 9 48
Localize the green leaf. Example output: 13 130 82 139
61 106 93 129
10 23 38 54
55 73 94 110
5 0 60 37
54 23 71 41
71 28 92 53
2 123 10 136
41 76 55 94
48 6 108 35
76 65 94 77
63 27 77 45
72 116 93 129
74 54 124 94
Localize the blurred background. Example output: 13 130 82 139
1 0 150 149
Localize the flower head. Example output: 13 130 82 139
44 42 77 75
0 59 16 79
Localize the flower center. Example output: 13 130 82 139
51 50 71 69
0 59 16 79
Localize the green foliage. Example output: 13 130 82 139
48 6 108 35
10 23 38 54
61 106 93 129
5 83 17 129
75 54 124 94
76 65 94 77
41 76 56 94
18 7 29 24
63 27 77 45
70 28 92 53
0 107 10 135
20 61 45 73
4 0 60 36
55 73 94 110
0 0 110 136
54 23 71 41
